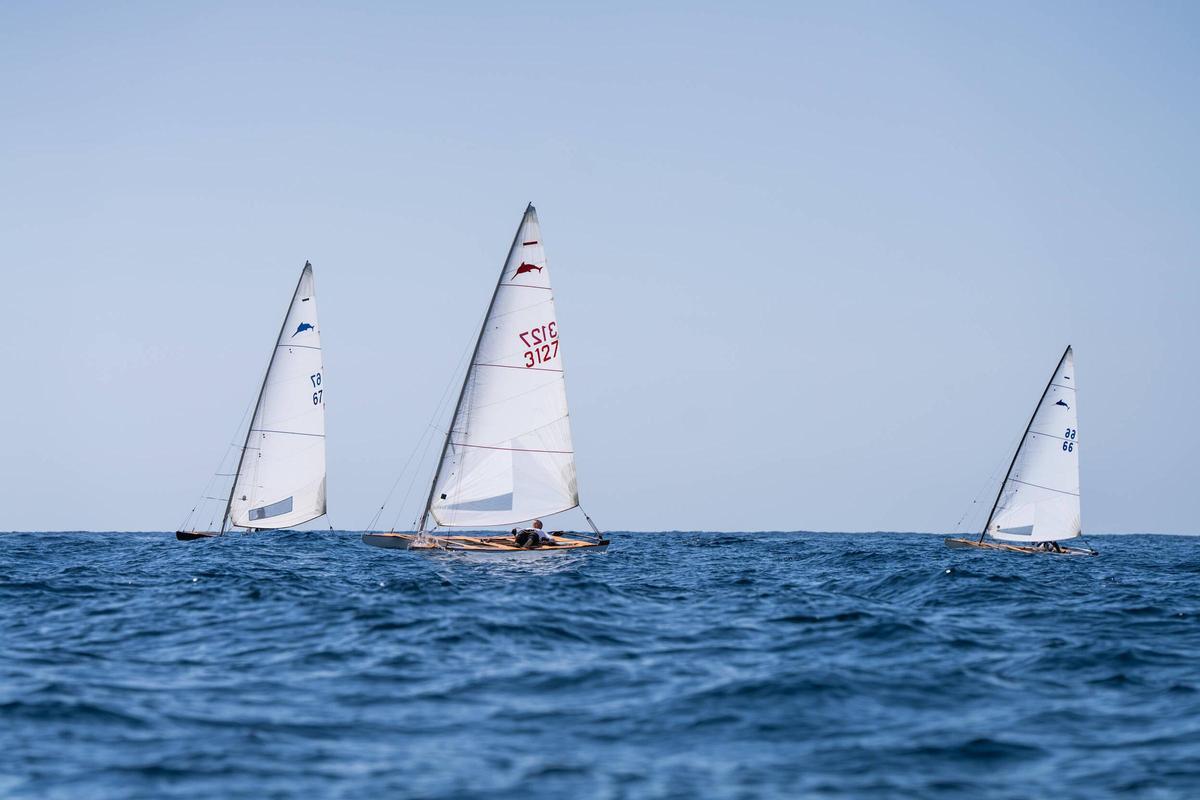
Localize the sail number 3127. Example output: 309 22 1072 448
518 322 558 368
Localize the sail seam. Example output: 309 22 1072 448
1049 382 1075 391
1007 478 1079 497
500 283 553 291
434 501 580 528
1028 430 1080 443
474 363 564 373
450 442 573 454
250 429 325 438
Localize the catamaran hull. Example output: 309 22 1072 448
944 537 1096 556
361 532 609 557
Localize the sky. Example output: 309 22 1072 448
1 2 1197 533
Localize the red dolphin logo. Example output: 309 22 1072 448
514 262 542 277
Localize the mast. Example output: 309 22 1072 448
978 344 1072 543
219 262 313 534
416 205 534 533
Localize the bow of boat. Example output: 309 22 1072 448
176 530 221 541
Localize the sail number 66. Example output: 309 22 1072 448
1062 428 1076 452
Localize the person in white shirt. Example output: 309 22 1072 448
514 519 555 548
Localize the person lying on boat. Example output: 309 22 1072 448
513 520 556 548
1037 541 1065 553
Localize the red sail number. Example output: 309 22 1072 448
519 322 558 368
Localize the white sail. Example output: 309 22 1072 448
988 347 1080 543
228 263 327 529
428 205 578 528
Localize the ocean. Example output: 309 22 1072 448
1 531 1198 799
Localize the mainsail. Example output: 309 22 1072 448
984 346 1080 543
227 263 327 530
422 204 578 529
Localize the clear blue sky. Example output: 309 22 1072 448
1 2 1196 533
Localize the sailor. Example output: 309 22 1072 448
514 519 555 548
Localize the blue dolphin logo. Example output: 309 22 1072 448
1055 399 1069 409
291 322 315 338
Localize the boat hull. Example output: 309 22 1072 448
176 530 221 541
944 537 1096 556
361 532 609 556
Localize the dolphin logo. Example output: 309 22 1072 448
514 262 542 277
1055 399 1069 409
291 322 315 337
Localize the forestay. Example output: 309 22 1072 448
988 347 1080 543
428 205 578 528
229 263 327 529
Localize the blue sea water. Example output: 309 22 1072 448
1 531 1198 799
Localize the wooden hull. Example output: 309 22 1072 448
176 530 221 541
361 532 609 556
944 537 1096 556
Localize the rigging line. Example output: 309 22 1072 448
388 422 439 533
179 393 258 532
177 504 199 534
581 507 605 540
366 421 433 532
369 328 476 532
953 428 1023 532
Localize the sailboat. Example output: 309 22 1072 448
945 346 1095 555
362 205 608 555
176 262 327 540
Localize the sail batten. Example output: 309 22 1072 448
986 346 1081 543
424 206 579 529
227 263 328 531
